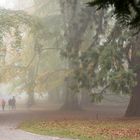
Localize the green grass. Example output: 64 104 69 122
21 122 92 140
20 120 140 140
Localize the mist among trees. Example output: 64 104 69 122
0 0 139 118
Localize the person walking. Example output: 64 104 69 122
1 99 6 111
11 96 16 110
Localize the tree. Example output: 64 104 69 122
18 0 69 106
85 0 140 117
59 0 97 110
88 0 140 32
59 0 118 109
0 8 47 106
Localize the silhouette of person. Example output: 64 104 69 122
1 99 6 111
11 96 16 110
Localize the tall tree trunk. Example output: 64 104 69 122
60 0 94 110
27 88 35 107
61 77 81 110
79 88 91 106
125 86 140 117
26 52 40 107
125 70 140 117
125 34 140 117
61 92 81 110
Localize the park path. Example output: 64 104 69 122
0 128 73 140
0 104 126 140
0 110 76 140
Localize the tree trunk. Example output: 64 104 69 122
59 0 94 111
125 75 140 116
125 66 140 117
27 91 35 107
26 52 40 107
26 79 36 108
61 92 81 110
61 77 81 110
125 89 140 117
79 88 91 106
125 39 140 117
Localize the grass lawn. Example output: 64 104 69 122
20 119 140 140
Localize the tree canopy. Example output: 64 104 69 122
88 0 140 32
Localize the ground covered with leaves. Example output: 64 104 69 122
20 119 140 140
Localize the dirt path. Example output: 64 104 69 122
0 128 74 140
0 104 127 140
0 110 78 140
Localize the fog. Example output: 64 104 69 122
0 0 131 119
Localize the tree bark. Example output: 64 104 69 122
59 0 94 110
125 71 140 117
79 88 91 106
61 77 81 110
27 90 35 107
26 51 41 107
125 34 140 117
61 92 81 110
